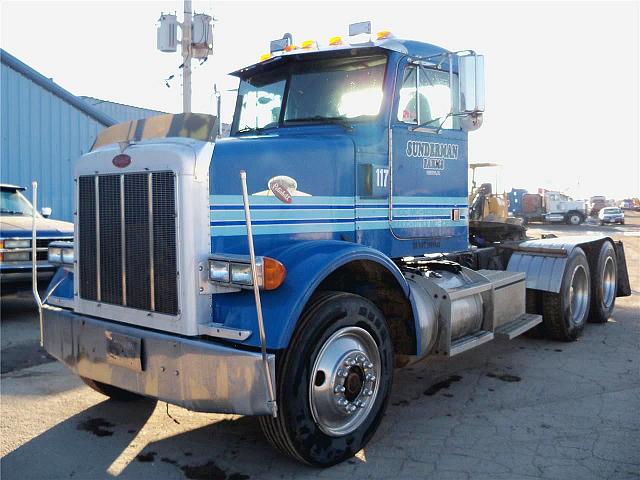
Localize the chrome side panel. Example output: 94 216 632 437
43 307 275 415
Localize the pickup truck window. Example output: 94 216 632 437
0 189 34 216
396 65 458 129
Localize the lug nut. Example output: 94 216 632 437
347 404 357 413
338 398 348 406
356 355 366 364
364 389 373 396
357 400 366 408
345 358 356 367
337 368 347 378
366 373 376 382
365 361 374 369
334 385 346 394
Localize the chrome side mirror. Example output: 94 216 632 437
458 54 485 113
456 54 485 132
41 207 52 218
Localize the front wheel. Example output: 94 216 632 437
259 292 393 466
566 212 583 225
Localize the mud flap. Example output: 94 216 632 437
614 241 631 297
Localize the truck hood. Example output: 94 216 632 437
210 133 356 198
1 216 73 238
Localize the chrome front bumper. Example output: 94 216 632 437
43 308 276 415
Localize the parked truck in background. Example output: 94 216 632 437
36 24 631 467
508 188 587 225
589 195 607 216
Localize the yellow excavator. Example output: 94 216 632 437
468 163 526 244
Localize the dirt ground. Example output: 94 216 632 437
1 213 639 479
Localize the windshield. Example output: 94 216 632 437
232 53 387 134
0 189 35 216
603 208 621 214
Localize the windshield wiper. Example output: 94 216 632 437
0 209 26 215
286 116 353 130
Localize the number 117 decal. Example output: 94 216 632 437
375 168 389 188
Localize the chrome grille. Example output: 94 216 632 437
78 172 178 315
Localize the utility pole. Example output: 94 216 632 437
157 1 212 113
182 0 193 113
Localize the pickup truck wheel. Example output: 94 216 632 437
541 247 590 341
259 292 393 467
81 377 149 402
588 241 617 323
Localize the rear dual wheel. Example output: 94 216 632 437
259 292 393 467
589 241 617 323
540 241 618 340
541 247 591 341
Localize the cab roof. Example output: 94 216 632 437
230 38 451 78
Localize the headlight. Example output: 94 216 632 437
4 239 31 249
62 247 74 264
3 251 30 262
230 262 253 286
208 255 286 290
48 247 62 264
209 259 230 282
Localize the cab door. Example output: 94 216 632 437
389 59 467 242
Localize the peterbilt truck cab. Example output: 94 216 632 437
40 25 630 467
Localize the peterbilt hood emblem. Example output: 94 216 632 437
112 154 131 168
253 176 311 203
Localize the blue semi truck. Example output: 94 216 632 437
38 25 630 466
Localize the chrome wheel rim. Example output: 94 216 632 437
569 264 589 325
602 256 616 309
309 326 381 437
570 215 581 225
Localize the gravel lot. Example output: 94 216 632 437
2 213 639 480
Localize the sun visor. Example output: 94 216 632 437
91 113 219 151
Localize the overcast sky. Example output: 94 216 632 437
2 1 638 199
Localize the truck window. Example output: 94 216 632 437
0 189 35 216
234 72 286 133
396 65 458 129
284 55 387 121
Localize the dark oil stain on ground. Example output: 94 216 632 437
392 399 409 406
161 457 178 465
554 349 563 352
76 418 115 437
136 451 157 463
179 460 249 480
424 375 462 396
487 372 521 383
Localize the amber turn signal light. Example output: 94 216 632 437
263 257 286 290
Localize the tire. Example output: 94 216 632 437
566 212 583 225
540 247 590 341
588 241 617 323
81 377 149 402
259 292 393 467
